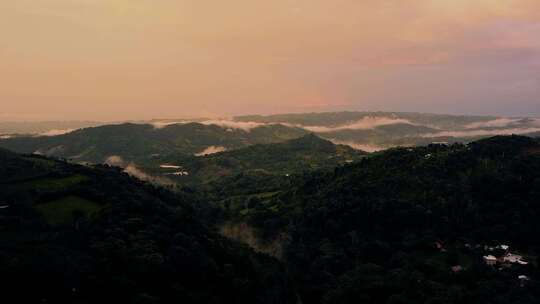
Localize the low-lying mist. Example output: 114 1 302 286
105 155 174 186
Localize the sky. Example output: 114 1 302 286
1 0 539 121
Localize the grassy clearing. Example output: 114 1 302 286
35 195 103 226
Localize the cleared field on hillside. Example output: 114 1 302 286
35 195 103 225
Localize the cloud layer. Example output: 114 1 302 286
465 118 524 129
105 155 173 185
152 119 290 132
38 129 76 136
423 127 540 138
329 140 386 153
302 117 416 133
199 120 269 131
195 146 228 156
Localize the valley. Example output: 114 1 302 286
2 127 540 303
4 1 540 302
2 112 539 160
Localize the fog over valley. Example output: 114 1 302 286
2 1 540 303
2 111 539 156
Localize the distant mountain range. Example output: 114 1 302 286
0 123 367 187
1 112 540 189
0 120 103 136
235 111 540 150
0 122 308 164
2 111 538 156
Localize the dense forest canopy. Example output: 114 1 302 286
1 134 540 303
0 122 308 164
0 150 295 303
198 135 540 303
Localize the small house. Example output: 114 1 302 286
451 265 464 273
484 255 497 266
497 244 509 251
504 253 524 264
518 275 530 287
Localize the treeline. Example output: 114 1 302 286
213 136 540 303
2 135 540 303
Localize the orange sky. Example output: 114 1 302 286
1 0 539 121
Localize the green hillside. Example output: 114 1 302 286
149 134 366 184
0 151 295 303
0 122 307 164
3 135 540 303
215 135 540 303
235 112 540 150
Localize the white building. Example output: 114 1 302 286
483 255 497 266
504 253 524 264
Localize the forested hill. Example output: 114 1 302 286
3 135 540 303
0 122 307 164
0 150 295 303
235 135 540 303
235 112 540 150
151 134 366 184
